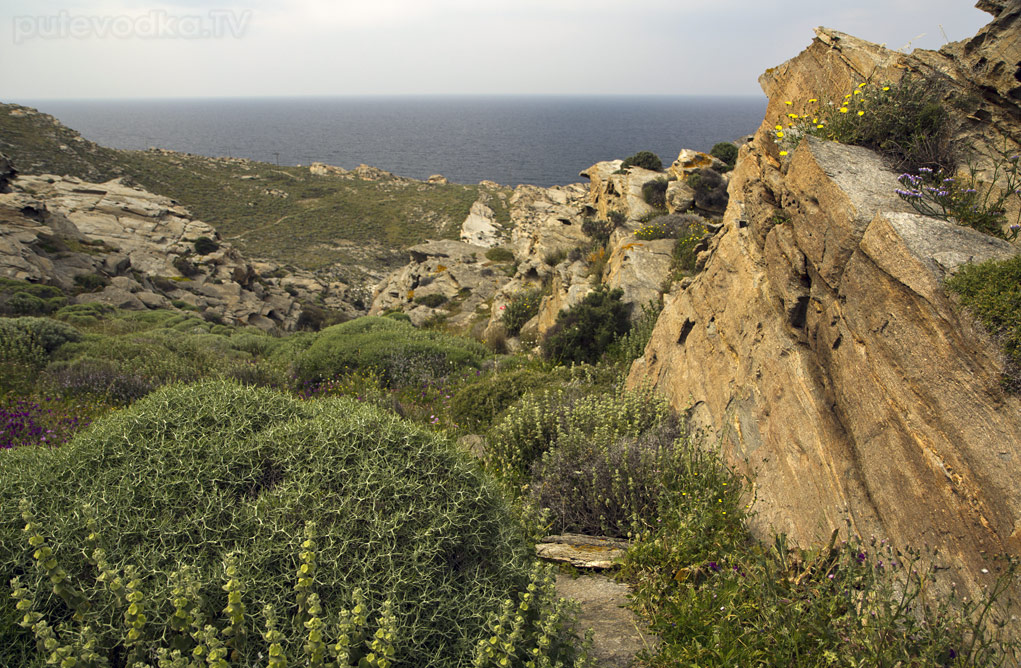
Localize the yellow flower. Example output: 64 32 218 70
853 89 861 95
779 151 788 156
839 107 848 113
844 93 852 99
882 86 890 91
775 124 782 131
775 131 784 138
857 110 865 116
812 117 818 123
858 82 867 88
787 113 798 119
816 124 825 128
785 101 793 106
808 98 818 103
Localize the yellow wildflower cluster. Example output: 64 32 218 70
772 81 893 158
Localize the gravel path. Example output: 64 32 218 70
556 573 658 667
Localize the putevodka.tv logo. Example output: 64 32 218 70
12 10 252 44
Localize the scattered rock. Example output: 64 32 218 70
537 534 628 569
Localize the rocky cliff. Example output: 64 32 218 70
0 161 358 330
628 0 1021 599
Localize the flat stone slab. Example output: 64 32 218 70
556 573 658 668
537 534 628 569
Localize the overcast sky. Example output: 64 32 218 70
0 0 993 100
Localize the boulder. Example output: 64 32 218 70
460 199 501 248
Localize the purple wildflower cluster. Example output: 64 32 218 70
1 396 89 450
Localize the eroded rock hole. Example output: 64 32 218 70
677 318 695 346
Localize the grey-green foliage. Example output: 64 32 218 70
294 316 489 387
0 380 533 667
485 381 669 484
0 316 82 367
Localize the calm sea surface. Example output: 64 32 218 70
21 96 766 187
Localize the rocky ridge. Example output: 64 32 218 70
628 0 1021 600
0 160 359 330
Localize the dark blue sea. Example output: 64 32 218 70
19 96 766 187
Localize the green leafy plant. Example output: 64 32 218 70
687 169 728 213
193 236 220 255
72 273 109 294
671 216 710 277
413 293 449 308
485 247 515 263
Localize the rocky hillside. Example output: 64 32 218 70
628 0 1021 601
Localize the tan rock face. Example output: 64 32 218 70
629 12 1021 599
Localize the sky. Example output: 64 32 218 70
0 0 993 100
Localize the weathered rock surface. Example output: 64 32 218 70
537 534 628 569
629 4 1021 601
460 199 502 248
0 172 358 329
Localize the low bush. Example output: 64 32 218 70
0 279 67 316
449 366 551 432
606 299 663 365
502 288 543 337
72 273 109 293
485 247 515 263
294 316 488 388
413 293 449 308
671 216 711 277
641 178 669 210
486 380 664 485
945 254 1021 391
543 248 568 267
193 235 220 255
777 77 959 173
531 391 679 537
0 395 92 449
581 217 615 247
41 357 156 405
621 151 663 172
687 168 728 213
0 381 536 667
710 142 739 170
541 287 631 365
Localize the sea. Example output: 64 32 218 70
20 96 766 187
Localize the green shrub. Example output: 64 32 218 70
688 168 728 213
0 317 82 372
541 287 631 365
779 77 959 173
449 366 550 432
485 247 515 263
72 273 109 293
581 217 614 247
946 255 1021 390
0 381 535 667
502 288 543 337
413 293 449 308
485 376 662 483
530 387 676 537
606 300 663 365
641 178 669 210
0 279 67 317
671 217 710 277
193 235 220 255
53 302 112 327
172 256 201 277
634 213 695 241
294 316 488 388
710 142 739 170
543 248 569 267
621 151 663 172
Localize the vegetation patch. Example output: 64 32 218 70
620 151 663 172
541 287 631 364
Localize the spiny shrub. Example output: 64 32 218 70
294 316 488 388
541 287 631 365
486 382 666 484
0 381 535 667
581 217 614 247
621 151 663 172
641 178 669 210
502 288 543 337
710 142 739 170
531 397 680 537
946 254 1021 391
672 216 711 277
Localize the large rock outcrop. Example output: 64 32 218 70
0 171 357 329
629 3 1021 599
